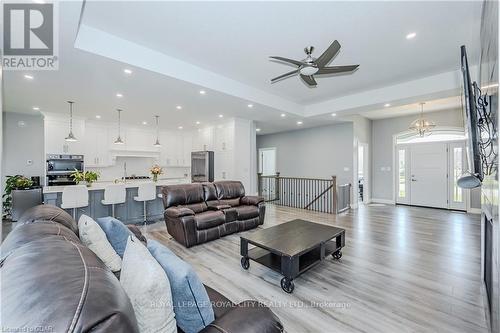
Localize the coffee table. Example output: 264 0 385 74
240 219 345 293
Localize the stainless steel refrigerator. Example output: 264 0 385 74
191 151 214 182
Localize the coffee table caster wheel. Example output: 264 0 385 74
281 277 294 293
332 250 342 260
241 257 250 270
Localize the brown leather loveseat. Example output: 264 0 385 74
162 181 265 247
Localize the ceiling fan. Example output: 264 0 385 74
269 40 359 87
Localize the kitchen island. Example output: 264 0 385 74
43 178 189 224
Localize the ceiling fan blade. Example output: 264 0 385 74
315 40 341 68
300 74 317 86
316 65 359 75
270 56 304 67
271 69 300 82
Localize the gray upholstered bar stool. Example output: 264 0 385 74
101 184 126 218
133 182 156 225
61 185 89 219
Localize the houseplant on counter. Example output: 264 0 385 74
2 175 35 219
150 165 163 182
70 169 100 187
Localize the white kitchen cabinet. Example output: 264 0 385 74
126 127 156 151
44 118 85 155
182 133 192 167
214 150 233 180
214 123 234 152
84 124 110 167
193 127 214 151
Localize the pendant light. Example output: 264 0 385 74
153 115 161 147
114 109 125 145
65 101 77 142
409 102 436 137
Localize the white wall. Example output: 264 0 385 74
371 108 481 208
256 123 354 185
2 112 45 183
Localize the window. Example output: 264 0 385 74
453 147 463 202
398 149 406 198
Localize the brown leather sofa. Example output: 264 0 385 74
162 181 265 248
1 205 283 333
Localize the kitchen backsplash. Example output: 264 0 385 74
87 156 189 181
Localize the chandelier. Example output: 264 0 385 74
409 102 436 137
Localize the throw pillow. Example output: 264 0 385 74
147 239 214 333
78 215 122 272
96 216 131 257
121 236 177 333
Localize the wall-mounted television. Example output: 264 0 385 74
458 45 483 188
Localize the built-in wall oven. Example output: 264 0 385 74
46 154 84 186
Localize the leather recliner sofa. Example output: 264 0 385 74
162 181 265 247
1 205 283 333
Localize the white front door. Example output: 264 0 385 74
410 143 448 208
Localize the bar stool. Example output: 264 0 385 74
134 182 157 225
61 185 89 219
101 184 126 218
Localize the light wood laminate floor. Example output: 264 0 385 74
141 204 488 333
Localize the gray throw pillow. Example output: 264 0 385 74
120 236 177 333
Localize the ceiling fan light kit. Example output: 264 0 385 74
270 40 359 87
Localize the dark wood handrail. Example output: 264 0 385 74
257 172 347 214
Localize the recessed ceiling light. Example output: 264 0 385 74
123 69 133 75
195 121 201 125
142 121 148 125
24 74 34 80
297 121 303 125
331 113 337 117
199 90 206 95
176 105 182 110
384 103 391 107
280 113 286 118
116 93 123 98
256 128 261 132
247 104 254 108
218 114 224 118
32 106 40 111
95 115 101 119
406 32 416 39
178 126 183 130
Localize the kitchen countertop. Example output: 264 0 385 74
43 177 190 194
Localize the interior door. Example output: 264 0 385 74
259 148 276 176
410 143 448 208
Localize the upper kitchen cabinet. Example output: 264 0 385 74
192 127 214 151
44 116 85 155
84 124 111 167
214 122 234 152
125 127 158 152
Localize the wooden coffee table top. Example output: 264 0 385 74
241 219 345 257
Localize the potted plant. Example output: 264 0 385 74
70 169 100 187
2 175 34 218
150 165 163 182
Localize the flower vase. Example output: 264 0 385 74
153 174 158 182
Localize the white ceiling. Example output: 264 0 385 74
2 1 482 135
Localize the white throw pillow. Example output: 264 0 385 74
78 214 122 272
120 236 177 333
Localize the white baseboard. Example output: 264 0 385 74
467 208 482 214
370 198 396 205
